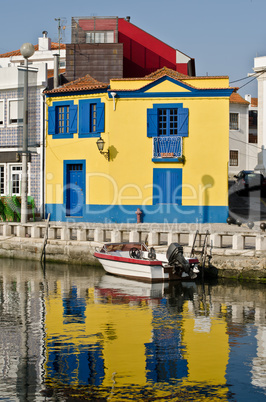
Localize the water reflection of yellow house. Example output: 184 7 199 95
45 283 154 388
180 300 229 397
44 282 230 398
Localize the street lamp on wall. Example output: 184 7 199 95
20 42 35 224
96 137 110 161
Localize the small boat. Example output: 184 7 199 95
94 242 200 282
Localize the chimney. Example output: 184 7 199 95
38 30 51 51
245 94 252 104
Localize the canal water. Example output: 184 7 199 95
0 259 266 401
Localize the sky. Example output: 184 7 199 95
1 0 265 97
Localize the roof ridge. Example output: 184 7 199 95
144 66 189 80
44 73 109 94
0 42 66 58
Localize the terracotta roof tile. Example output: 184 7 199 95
144 66 189 80
0 42 65 58
47 68 66 78
45 67 231 95
44 74 108 94
230 91 250 105
251 97 258 107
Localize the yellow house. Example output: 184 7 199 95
45 67 233 223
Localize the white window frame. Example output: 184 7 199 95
229 149 239 167
230 112 239 131
7 163 31 196
7 98 23 127
0 100 4 127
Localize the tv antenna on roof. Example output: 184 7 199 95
55 17 67 55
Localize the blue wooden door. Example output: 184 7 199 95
66 163 84 216
153 168 182 205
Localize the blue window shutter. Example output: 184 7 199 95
147 108 158 137
48 105 56 135
178 108 188 137
79 101 90 134
96 103 105 133
69 105 78 134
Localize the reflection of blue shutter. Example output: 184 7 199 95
79 101 90 134
178 108 188 137
96 103 105 133
69 105 78 134
147 108 158 137
48 105 56 135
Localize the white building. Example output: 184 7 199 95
253 56 266 174
0 31 66 71
229 89 249 177
229 89 259 178
245 94 258 171
0 32 65 217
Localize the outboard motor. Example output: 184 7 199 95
166 243 195 278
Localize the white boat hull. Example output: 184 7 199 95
96 255 169 282
94 246 198 282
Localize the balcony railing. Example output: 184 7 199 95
153 136 182 158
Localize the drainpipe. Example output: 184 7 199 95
41 92 46 219
110 92 117 111
54 54 59 88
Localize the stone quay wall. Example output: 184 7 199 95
0 221 265 281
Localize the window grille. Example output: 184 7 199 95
230 150 238 166
230 113 239 130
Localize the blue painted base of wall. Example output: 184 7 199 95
45 204 229 224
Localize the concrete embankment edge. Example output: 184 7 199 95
0 237 265 282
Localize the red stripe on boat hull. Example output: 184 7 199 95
94 252 163 266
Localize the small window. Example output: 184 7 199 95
90 103 97 133
0 101 4 126
58 105 70 134
249 110 257 143
249 110 257 128
48 101 77 139
249 133 257 143
78 99 105 138
0 165 4 195
147 104 188 138
230 150 238 166
86 31 114 44
8 99 23 125
230 113 239 130
10 165 22 195
158 109 178 136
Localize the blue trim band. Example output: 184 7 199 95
112 89 233 99
45 204 228 224
152 158 183 163
108 77 233 99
